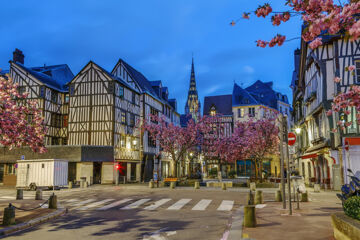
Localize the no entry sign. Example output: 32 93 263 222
288 132 296 146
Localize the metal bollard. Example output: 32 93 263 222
170 181 176 189
314 183 320 193
16 189 23 200
68 181 73 189
247 190 255 205
149 180 154 189
244 205 256 228
255 190 263 205
250 182 256 191
194 181 200 189
301 191 308 202
35 189 43 200
2 204 15 226
275 190 282 202
48 194 57 209
222 182 227 190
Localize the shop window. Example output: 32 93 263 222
7 164 16 175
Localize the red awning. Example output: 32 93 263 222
301 153 318 159
345 137 360 146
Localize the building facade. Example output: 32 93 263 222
203 81 289 178
111 59 180 181
0 49 180 186
291 35 360 190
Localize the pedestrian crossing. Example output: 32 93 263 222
0 194 239 213
59 198 236 212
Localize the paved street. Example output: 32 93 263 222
0 185 261 240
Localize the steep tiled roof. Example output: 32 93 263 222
232 83 258 107
119 59 177 111
93 62 139 93
120 59 161 100
14 62 74 92
203 94 233 116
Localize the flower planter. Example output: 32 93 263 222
331 212 360 240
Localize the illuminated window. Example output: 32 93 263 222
238 108 244 118
210 106 216 116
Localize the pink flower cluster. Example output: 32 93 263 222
309 37 323 49
247 1 360 49
331 84 360 126
255 4 273 18
256 40 269 48
242 12 250 20
269 34 286 47
256 34 286 48
271 12 291 26
0 75 47 153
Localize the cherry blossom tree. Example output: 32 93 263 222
232 0 360 49
142 114 215 177
0 74 47 153
212 121 253 165
246 118 280 181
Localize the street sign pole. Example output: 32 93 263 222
278 114 286 210
284 115 292 215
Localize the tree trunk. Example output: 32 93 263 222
171 160 177 177
259 160 263 183
254 160 258 181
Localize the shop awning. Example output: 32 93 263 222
344 137 360 146
301 152 318 159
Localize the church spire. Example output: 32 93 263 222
185 57 201 120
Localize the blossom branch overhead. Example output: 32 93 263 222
230 1 360 49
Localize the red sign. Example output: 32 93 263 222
288 132 296 146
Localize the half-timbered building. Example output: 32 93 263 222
0 49 74 186
111 59 180 180
292 34 360 190
68 61 142 183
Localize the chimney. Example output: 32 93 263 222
13 49 24 64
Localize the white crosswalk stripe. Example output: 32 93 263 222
71 199 96 207
192 199 212 211
144 198 171 210
167 199 191 210
0 196 15 200
78 199 115 211
217 200 234 211
121 199 151 210
97 198 132 211
63 199 79 203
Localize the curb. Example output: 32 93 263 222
222 206 244 240
0 207 66 237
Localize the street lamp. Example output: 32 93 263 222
189 152 193 157
295 127 301 134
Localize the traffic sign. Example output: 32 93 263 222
21 155 25 160
288 132 296 146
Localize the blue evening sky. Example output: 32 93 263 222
0 0 301 114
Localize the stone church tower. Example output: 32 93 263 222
185 57 201 120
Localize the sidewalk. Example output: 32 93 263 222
0 199 55 229
242 191 342 240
